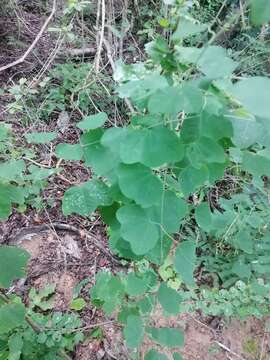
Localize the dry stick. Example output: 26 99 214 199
214 341 247 360
13 222 121 265
0 0 57 73
0 292 71 360
103 38 135 114
95 0 106 72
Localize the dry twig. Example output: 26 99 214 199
0 0 57 73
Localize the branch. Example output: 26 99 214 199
0 0 57 73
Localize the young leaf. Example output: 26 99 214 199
0 246 30 288
55 143 83 161
77 112 108 130
70 298 86 311
116 204 159 255
146 327 184 348
62 180 112 216
117 164 163 208
25 132 57 144
174 241 196 286
157 283 181 315
0 304 26 334
123 315 144 349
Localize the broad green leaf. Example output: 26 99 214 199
148 85 203 114
118 306 140 324
0 246 30 288
125 273 149 296
116 205 159 255
157 283 181 315
55 143 83 160
62 180 112 216
0 184 25 219
147 191 187 233
8 333 23 360
174 241 196 286
177 46 237 78
198 46 238 78
137 295 155 314
117 164 162 208
233 230 253 254
145 235 173 265
70 298 86 311
0 160 25 181
228 115 262 148
147 327 184 348
231 77 270 119
119 127 184 167
232 260 251 279
117 74 168 101
123 315 144 349
0 303 26 334
250 0 270 25
207 162 226 184
195 202 212 231
101 127 128 153
141 127 184 167
179 165 209 196
25 131 57 144
187 137 226 168
172 18 207 40
242 152 270 178
77 112 108 130
145 349 168 360
181 113 233 144
81 129 120 177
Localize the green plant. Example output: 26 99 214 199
0 124 59 219
0 246 83 360
1 0 270 358
179 279 270 319
57 1 270 356
7 63 117 123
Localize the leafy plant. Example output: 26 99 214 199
0 124 59 219
1 0 270 358
0 246 83 360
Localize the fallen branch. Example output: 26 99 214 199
0 0 57 73
12 222 121 265
66 47 96 57
214 341 247 360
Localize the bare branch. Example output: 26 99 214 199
0 0 57 73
